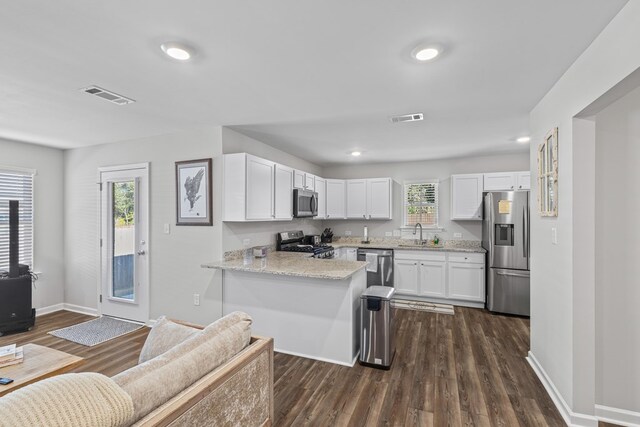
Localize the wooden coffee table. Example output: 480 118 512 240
0 344 84 397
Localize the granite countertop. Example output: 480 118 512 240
201 252 367 280
331 238 487 254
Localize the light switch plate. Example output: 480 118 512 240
163 223 170 234
243 238 251 247
393 230 401 237
193 294 200 306
345 231 352 236
453 232 462 239
385 231 392 237
551 227 558 245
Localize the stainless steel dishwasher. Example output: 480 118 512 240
357 248 394 287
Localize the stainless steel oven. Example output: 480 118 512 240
293 189 318 218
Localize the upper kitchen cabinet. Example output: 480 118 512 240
326 179 346 219
346 179 367 219
483 171 530 191
315 177 327 219
342 178 393 220
293 170 315 191
367 178 392 219
450 174 483 220
223 153 292 222
274 164 294 220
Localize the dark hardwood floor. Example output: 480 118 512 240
0 308 567 426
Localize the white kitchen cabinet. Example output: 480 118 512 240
246 155 275 220
304 173 315 191
447 254 485 302
483 171 531 191
484 172 516 191
346 179 367 219
450 174 484 220
516 172 531 190
326 179 346 219
394 259 419 295
274 164 293 220
293 170 305 189
367 178 392 219
419 260 446 298
345 248 358 261
314 177 327 219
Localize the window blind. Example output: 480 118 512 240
404 181 439 227
0 170 34 271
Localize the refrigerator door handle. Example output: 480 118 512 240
496 271 530 278
488 193 495 265
523 203 529 259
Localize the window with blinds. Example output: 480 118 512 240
0 170 34 271
404 181 439 227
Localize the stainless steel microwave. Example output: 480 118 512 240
293 189 318 218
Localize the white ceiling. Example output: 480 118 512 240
0 1 629 165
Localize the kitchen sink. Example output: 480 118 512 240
398 241 444 248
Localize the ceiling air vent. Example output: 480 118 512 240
80 86 135 105
390 113 423 123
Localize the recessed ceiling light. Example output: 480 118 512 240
516 136 531 143
411 45 440 62
351 151 362 157
160 42 193 61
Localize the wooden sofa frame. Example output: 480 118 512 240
133 320 274 427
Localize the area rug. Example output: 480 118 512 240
48 316 144 346
391 299 455 315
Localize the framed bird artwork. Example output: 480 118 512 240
175 158 213 225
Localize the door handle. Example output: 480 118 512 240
137 250 146 256
496 271 529 278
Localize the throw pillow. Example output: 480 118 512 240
138 316 200 363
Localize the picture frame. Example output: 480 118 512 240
537 128 558 217
175 158 213 226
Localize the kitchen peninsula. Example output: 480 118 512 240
202 252 367 366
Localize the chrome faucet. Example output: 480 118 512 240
413 223 423 244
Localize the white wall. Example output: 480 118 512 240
0 138 65 311
221 128 324 251
64 128 224 325
529 0 640 421
322 152 529 241
595 86 640 413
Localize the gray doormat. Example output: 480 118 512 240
391 299 455 315
49 316 144 347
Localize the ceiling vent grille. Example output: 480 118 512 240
80 86 135 105
390 113 423 123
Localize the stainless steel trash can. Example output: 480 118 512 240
359 285 395 369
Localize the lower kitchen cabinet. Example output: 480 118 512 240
394 250 485 305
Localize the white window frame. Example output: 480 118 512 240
0 165 36 271
402 179 441 229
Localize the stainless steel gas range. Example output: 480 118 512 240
276 230 335 259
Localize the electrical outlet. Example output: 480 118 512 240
453 232 462 239
163 223 170 234
393 230 401 237
193 293 200 306
345 231 352 236
551 227 558 245
242 238 251 247
385 231 392 237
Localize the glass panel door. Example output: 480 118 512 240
111 180 136 301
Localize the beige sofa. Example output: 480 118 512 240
0 313 274 427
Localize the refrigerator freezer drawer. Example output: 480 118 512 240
487 268 530 316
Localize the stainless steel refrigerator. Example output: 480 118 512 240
482 191 530 316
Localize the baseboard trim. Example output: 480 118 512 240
36 303 64 316
527 351 598 427
274 347 356 367
595 404 640 426
35 303 98 317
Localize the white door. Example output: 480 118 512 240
100 164 149 323
516 172 531 190
246 155 275 220
394 259 419 295
293 170 305 189
326 179 346 219
315 177 326 219
346 179 367 219
419 261 446 297
447 262 485 302
367 178 392 219
450 174 484 220
274 164 293 220
484 172 516 191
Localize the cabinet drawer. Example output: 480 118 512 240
394 251 446 262
447 253 484 264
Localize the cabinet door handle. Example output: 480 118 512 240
363 215 366 219
511 185 514 189
519 185 522 189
